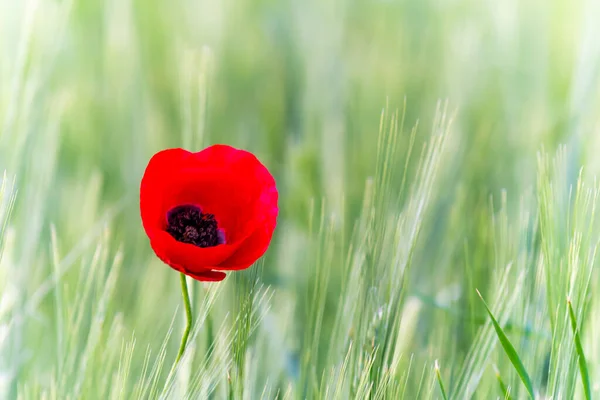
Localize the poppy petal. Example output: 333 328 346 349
212 225 274 270
214 183 278 270
161 169 257 243
149 230 243 271
192 144 255 167
140 148 193 231
164 260 226 282
185 269 227 282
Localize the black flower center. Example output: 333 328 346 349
166 205 224 248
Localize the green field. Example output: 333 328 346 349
1 0 600 398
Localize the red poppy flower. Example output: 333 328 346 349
140 145 278 282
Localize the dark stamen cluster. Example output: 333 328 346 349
166 205 222 248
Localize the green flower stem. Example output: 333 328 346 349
175 272 193 364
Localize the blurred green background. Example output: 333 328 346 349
1 0 600 398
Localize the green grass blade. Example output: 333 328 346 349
476 290 535 399
493 365 513 400
567 298 591 400
434 360 448 400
